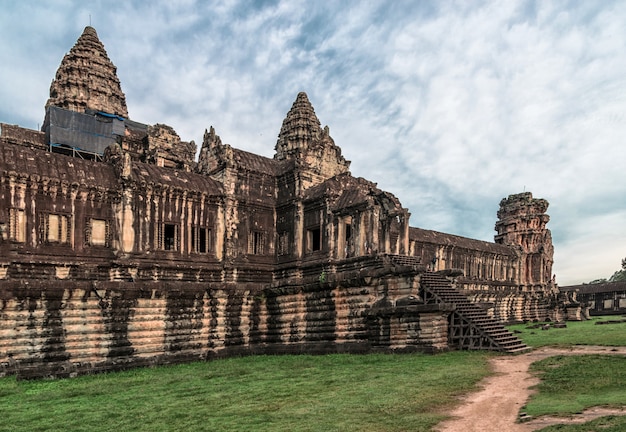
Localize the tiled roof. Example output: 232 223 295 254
232 148 295 176
560 281 626 294
334 188 369 209
302 173 405 213
303 173 372 202
231 148 283 175
0 140 117 187
410 227 516 255
0 140 223 196
132 162 222 195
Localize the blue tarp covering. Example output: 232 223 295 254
96 111 126 121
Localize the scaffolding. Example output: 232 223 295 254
42 106 147 160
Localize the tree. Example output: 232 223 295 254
583 258 626 284
586 278 607 285
608 257 626 282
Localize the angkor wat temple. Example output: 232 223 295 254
1 27 565 378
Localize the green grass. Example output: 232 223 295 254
510 316 626 431
525 355 626 417
0 352 492 432
518 317 626 432
507 316 626 347
535 415 626 432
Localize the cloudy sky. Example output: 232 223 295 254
1 0 625 285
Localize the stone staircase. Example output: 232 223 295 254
420 272 530 354
388 254 423 268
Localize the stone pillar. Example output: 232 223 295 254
294 202 304 259
118 188 135 253
214 200 225 262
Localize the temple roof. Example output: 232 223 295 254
560 280 626 294
0 139 223 197
274 92 350 186
231 147 283 175
302 172 404 213
274 92 322 160
132 162 223 195
410 227 516 256
46 26 128 118
0 138 117 187
274 93 346 157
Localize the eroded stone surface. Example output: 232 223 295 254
145 123 196 170
275 92 350 190
46 26 128 118
495 192 554 291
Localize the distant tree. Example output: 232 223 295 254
608 257 626 282
585 278 607 285
583 258 626 284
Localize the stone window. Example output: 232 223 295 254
603 298 614 309
307 227 322 253
249 231 265 255
619 297 626 309
164 224 177 251
88 218 109 247
389 232 399 254
43 213 70 244
156 223 179 251
191 226 211 253
9 209 26 243
278 232 289 256
338 217 353 258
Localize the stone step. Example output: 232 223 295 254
420 271 528 354
502 345 530 352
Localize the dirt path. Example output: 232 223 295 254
435 346 626 432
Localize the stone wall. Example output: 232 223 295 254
410 227 520 290
561 281 626 316
464 290 552 323
0 123 47 150
0 262 447 379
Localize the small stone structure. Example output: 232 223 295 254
0 27 560 378
561 281 626 317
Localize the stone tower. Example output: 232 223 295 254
274 92 350 190
495 192 554 291
46 26 128 118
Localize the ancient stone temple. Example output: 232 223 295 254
0 27 561 379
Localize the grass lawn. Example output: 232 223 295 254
507 316 626 432
507 315 626 347
526 355 626 416
0 351 492 432
536 415 626 432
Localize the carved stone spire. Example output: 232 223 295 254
197 126 224 175
275 92 350 188
275 92 323 160
495 192 554 290
46 26 128 118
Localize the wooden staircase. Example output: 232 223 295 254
420 272 530 354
